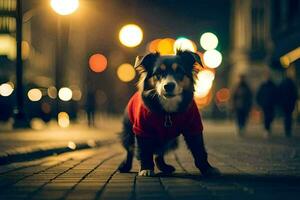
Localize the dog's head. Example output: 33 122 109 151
134 50 202 112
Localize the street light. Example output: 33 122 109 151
50 0 79 15
50 0 79 122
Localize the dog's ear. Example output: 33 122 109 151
176 50 203 70
134 52 159 73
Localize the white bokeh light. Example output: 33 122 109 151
50 0 79 16
194 70 215 98
200 32 218 50
0 82 14 97
58 87 73 101
119 24 143 47
203 49 222 68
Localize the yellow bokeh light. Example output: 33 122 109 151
28 88 42 102
117 63 136 82
0 34 16 60
200 32 218 50
157 38 175 55
194 70 215 98
203 49 222 68
47 86 57 99
174 37 196 53
22 41 30 60
0 82 14 97
58 112 70 128
58 87 72 101
119 24 143 47
50 0 79 16
68 141 76 150
30 118 45 130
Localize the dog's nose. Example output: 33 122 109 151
164 82 176 92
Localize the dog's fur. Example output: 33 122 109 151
118 50 219 177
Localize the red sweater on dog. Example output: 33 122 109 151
127 92 203 142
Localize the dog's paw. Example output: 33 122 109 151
138 169 155 176
154 157 176 174
118 161 132 173
201 167 221 178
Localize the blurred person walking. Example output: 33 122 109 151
256 76 277 137
277 75 298 137
85 89 96 127
232 75 253 136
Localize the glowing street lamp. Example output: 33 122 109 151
119 24 143 47
200 32 218 50
50 0 79 15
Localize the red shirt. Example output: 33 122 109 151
127 92 203 141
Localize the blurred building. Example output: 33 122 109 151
230 0 300 88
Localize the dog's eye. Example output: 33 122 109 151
152 72 161 80
174 68 185 80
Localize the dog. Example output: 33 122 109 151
118 50 220 177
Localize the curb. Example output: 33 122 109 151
0 139 116 165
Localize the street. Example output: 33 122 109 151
0 120 300 200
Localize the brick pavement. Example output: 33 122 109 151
0 132 300 200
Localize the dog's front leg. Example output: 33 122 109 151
136 137 155 176
184 134 220 177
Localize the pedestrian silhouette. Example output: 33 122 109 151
232 75 253 136
277 75 298 137
256 76 277 137
85 89 96 127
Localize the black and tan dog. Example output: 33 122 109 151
118 50 220 177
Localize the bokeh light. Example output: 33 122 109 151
0 34 16 60
27 88 42 102
194 70 215 98
68 141 76 150
203 49 222 68
0 82 14 97
58 87 73 101
22 41 30 60
148 39 161 53
200 32 218 50
47 86 57 99
30 118 45 130
41 102 51 114
50 0 79 16
157 38 175 55
117 63 136 82
58 112 70 128
174 37 196 52
119 24 143 47
72 89 82 101
89 54 108 73
216 88 230 103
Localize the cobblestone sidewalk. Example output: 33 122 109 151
1 133 300 200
